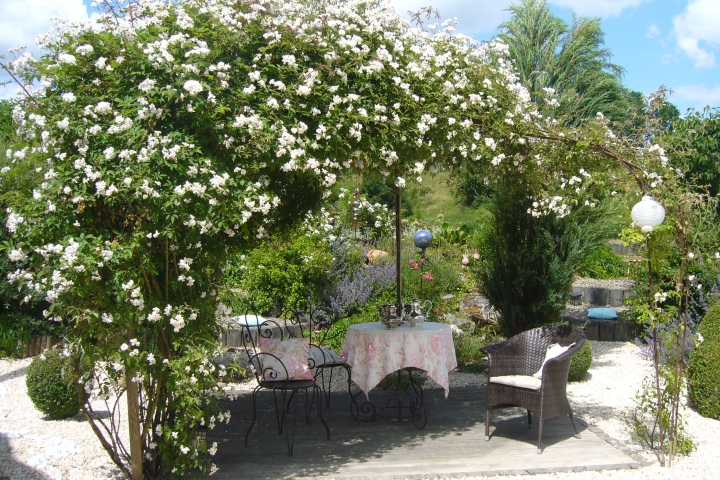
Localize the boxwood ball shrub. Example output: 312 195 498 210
26 348 81 419
688 303 720 419
568 340 592 382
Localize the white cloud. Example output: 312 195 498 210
1 0 91 100
1 0 90 56
387 0 514 35
547 0 648 18
646 24 660 39
671 84 720 104
673 0 720 68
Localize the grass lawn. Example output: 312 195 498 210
411 171 479 225
337 170 480 227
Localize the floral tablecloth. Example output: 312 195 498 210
340 322 458 399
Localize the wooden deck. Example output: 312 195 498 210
207 385 642 479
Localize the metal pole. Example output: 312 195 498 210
396 187 402 309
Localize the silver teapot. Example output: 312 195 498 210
377 304 403 330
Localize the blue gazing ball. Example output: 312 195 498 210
414 229 433 249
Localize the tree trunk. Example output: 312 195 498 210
127 372 144 480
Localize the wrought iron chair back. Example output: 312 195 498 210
238 314 288 384
283 302 354 408
234 305 329 455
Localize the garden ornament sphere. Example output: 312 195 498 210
414 229 433 254
631 195 665 233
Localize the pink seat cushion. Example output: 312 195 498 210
258 337 313 381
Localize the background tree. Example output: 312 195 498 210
474 157 622 337
498 0 632 125
452 0 642 208
663 107 720 199
454 0 643 334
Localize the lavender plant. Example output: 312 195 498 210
326 261 395 318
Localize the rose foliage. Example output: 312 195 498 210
0 0 673 477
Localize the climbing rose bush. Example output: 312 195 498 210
1 0 673 477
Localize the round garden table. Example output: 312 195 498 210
340 321 457 428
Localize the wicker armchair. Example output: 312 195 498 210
481 325 585 453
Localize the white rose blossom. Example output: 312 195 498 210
183 80 203 96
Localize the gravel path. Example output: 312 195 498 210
2 340 719 479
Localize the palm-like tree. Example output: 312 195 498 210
499 0 631 125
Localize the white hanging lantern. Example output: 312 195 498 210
631 195 665 232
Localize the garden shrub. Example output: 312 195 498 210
453 332 486 366
233 234 333 314
576 244 627 279
323 305 378 352
475 175 619 337
568 340 592 381
325 260 396 319
0 206 55 358
432 222 472 246
401 243 463 308
0 311 61 358
318 236 395 319
26 348 81 419
688 302 720 419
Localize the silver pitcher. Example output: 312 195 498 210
409 298 432 318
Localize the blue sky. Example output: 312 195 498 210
390 0 720 114
1 0 718 114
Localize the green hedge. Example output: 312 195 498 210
688 303 720 419
0 311 61 358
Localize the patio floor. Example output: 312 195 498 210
207 384 643 479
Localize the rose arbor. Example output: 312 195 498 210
1 0 671 478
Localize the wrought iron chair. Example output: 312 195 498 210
237 308 330 455
481 324 586 453
289 303 354 408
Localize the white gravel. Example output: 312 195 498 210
2 341 719 479
0 359 124 480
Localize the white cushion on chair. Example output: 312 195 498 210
308 347 346 367
490 375 542 390
533 342 576 379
